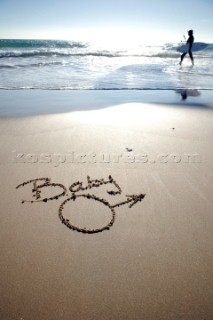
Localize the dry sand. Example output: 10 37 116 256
0 91 213 320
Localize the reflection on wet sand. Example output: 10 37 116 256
175 89 201 100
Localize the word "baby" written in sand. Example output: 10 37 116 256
16 176 146 234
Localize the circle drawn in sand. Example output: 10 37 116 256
59 194 116 234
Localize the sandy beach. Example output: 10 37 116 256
0 90 213 320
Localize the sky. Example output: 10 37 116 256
0 0 212 44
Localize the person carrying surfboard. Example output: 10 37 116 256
179 30 194 65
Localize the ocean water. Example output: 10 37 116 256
0 39 213 90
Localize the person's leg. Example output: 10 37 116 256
189 51 194 65
180 52 187 65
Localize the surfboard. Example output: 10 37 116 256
176 42 208 53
